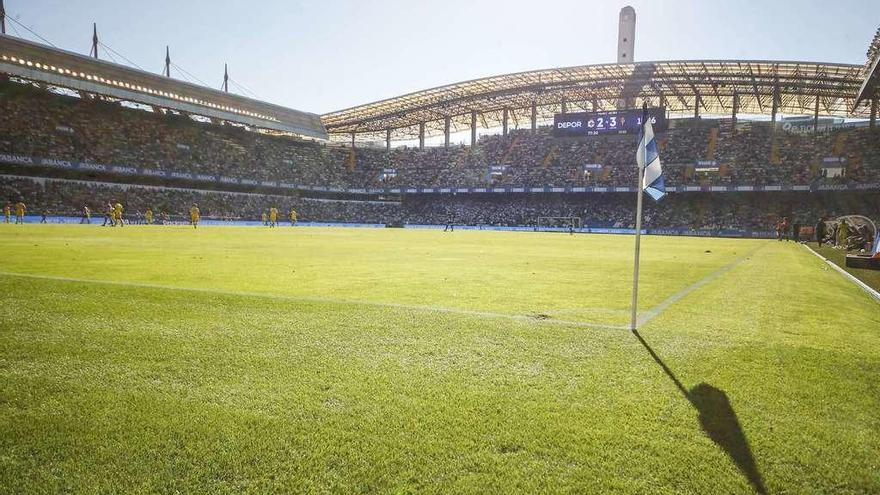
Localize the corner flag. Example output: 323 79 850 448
630 106 665 331
637 119 666 201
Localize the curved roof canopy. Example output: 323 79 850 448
0 34 328 140
857 28 880 105
322 60 873 141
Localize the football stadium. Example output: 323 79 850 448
1 1 879 493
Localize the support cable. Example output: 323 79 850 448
98 41 145 71
228 76 261 99
170 62 210 87
6 18 22 38
7 15 56 47
101 46 119 64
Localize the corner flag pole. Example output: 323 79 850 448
630 103 648 331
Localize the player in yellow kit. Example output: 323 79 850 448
189 203 200 229
14 201 26 224
261 211 267 225
102 203 114 226
289 208 297 226
113 202 124 227
145 208 153 225
3 203 10 223
269 207 278 228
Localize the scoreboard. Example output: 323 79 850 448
553 108 667 137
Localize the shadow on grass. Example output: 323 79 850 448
633 330 767 495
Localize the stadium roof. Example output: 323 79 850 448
0 34 328 140
856 28 880 107
322 60 874 142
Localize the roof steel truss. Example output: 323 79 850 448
322 60 870 141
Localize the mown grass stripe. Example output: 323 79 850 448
0 270 629 330
637 244 765 327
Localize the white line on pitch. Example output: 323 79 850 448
636 245 765 328
0 271 628 331
802 244 880 303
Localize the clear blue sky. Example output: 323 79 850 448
4 0 879 114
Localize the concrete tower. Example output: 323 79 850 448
618 6 636 64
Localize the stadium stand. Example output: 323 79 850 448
2 79 879 192
0 175 402 224
1 24 879 234
3 174 878 234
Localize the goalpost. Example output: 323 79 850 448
535 216 582 231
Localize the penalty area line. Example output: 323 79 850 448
0 271 627 331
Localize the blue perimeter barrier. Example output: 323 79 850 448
7 216 776 238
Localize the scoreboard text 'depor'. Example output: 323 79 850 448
553 108 667 137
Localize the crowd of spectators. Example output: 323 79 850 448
2 80 879 193
2 80 879 233
403 191 880 231
0 175 404 224
4 175 877 232
0 81 350 187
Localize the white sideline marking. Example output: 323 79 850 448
636 245 764 327
0 271 628 330
803 245 880 303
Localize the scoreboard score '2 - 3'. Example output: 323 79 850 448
553 108 667 137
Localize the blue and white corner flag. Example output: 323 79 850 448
637 120 666 201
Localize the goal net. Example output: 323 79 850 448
535 216 582 231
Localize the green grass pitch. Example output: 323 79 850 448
812 243 880 292
1 225 878 494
